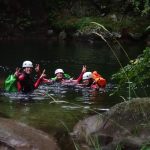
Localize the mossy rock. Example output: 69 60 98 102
73 98 150 150
0 117 59 150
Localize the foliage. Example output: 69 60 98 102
140 142 150 150
0 0 149 37
51 14 149 34
131 0 150 15
52 16 110 30
112 47 150 89
16 17 32 30
51 17 101 30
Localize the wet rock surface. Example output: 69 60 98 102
72 98 150 150
0 117 59 150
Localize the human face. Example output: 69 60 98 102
24 67 33 74
83 79 90 86
56 72 64 80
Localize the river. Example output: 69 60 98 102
0 39 147 149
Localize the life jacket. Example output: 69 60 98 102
4 74 17 92
51 73 71 81
92 71 106 88
18 72 35 93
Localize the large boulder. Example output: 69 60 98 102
0 118 59 150
72 98 150 150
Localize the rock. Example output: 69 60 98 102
71 115 104 141
73 31 82 38
108 14 118 22
59 30 67 40
72 98 150 150
0 118 59 150
146 34 150 46
128 32 143 40
111 32 121 38
47 29 54 36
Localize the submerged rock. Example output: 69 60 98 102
72 97 150 150
0 118 59 150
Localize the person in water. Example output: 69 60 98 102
36 65 106 90
51 68 71 82
82 72 99 89
81 71 106 89
40 65 86 84
14 60 46 93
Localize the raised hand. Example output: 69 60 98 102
14 67 20 77
35 64 40 73
40 69 46 79
82 65 86 73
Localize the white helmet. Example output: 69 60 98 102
55 68 64 74
22 60 33 68
83 72 93 80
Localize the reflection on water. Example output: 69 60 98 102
0 39 144 78
0 82 119 131
2 82 115 104
0 39 146 149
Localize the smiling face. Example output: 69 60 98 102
24 67 33 74
82 78 94 87
56 72 64 80
83 79 90 86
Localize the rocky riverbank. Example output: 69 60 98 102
0 117 59 150
72 97 150 150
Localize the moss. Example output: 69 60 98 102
51 15 149 33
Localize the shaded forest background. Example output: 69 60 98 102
0 0 149 39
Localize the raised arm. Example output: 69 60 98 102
35 64 42 77
34 69 46 88
76 65 86 83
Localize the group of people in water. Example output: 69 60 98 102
5 60 107 94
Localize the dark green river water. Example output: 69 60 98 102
0 39 147 149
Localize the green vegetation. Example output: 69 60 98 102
49 0 150 31
140 142 150 150
131 0 150 15
51 15 149 33
0 0 149 37
112 47 150 92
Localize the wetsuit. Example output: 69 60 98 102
80 78 100 90
41 70 85 85
16 72 42 93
